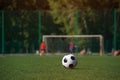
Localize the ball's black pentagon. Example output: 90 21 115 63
71 56 75 60
64 58 67 63
69 64 74 68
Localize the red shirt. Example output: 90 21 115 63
40 42 46 50
70 43 75 49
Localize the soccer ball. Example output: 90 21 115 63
62 54 77 68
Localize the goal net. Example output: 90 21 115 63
42 35 104 56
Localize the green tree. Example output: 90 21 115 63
48 0 119 35
4 11 39 53
48 0 80 34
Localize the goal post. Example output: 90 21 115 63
42 35 104 56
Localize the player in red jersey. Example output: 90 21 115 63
40 41 46 56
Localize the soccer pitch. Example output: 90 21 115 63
0 54 120 80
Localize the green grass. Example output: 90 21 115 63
0 54 120 80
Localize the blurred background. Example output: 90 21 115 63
0 0 120 54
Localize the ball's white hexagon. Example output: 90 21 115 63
62 54 77 68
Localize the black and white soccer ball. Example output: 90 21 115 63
62 54 77 68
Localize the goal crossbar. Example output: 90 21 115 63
43 35 103 38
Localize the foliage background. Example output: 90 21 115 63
0 0 120 53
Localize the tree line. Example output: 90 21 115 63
0 0 120 53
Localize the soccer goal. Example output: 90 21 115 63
42 35 104 56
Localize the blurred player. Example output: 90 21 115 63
69 42 75 53
40 41 46 56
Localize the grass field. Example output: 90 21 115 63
0 54 120 80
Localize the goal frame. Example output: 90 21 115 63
42 35 104 56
